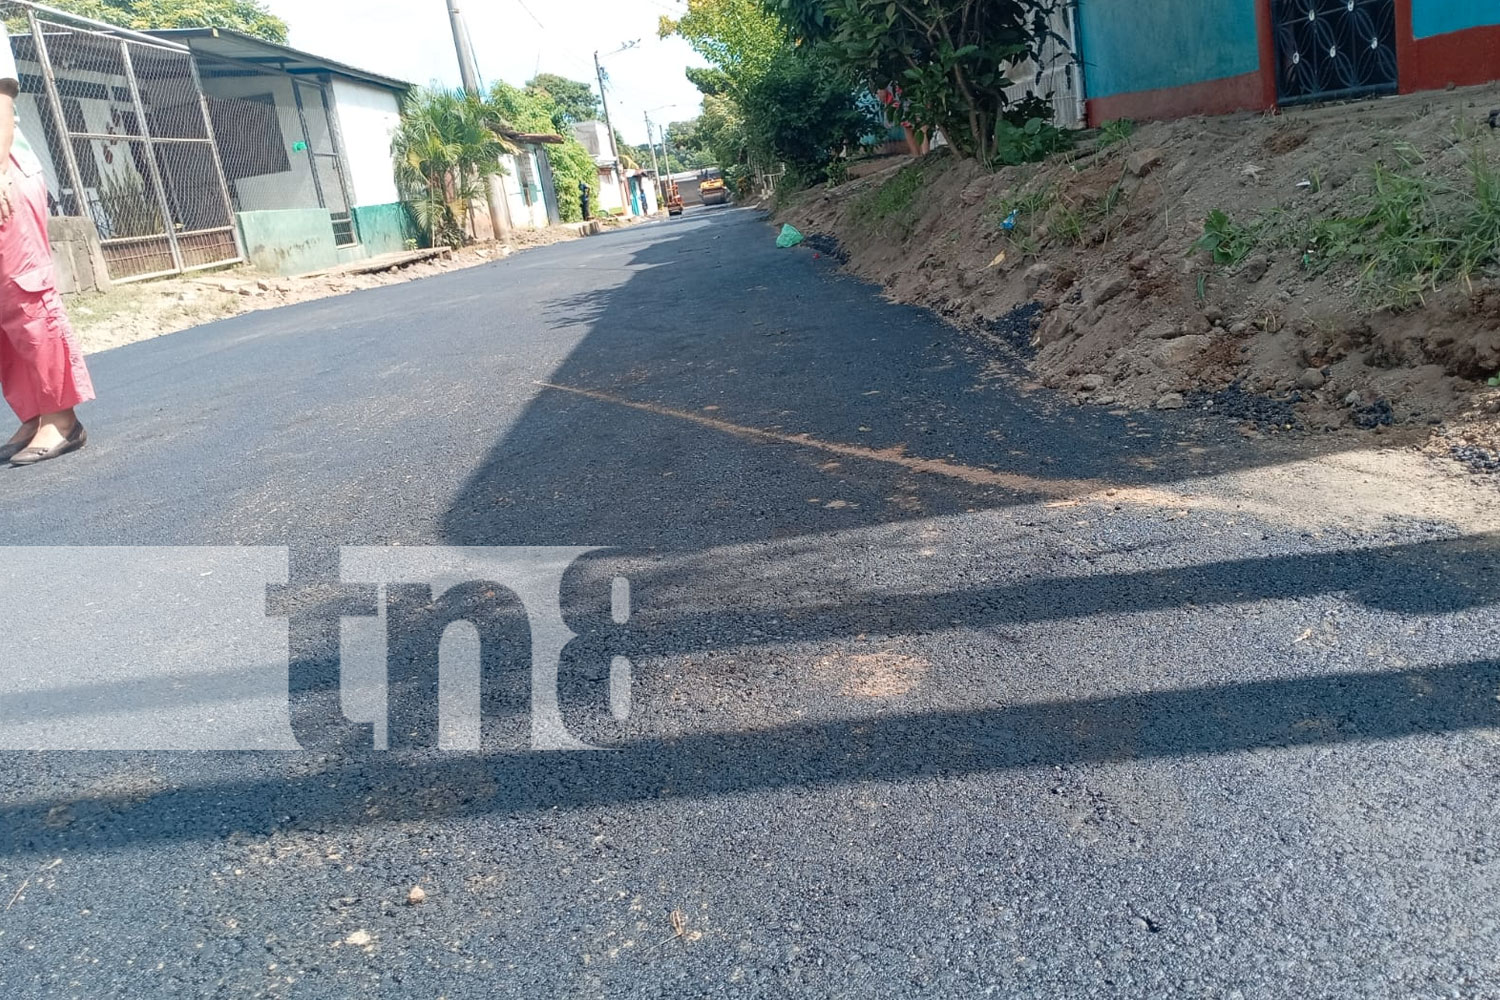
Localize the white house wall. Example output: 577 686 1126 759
329 78 401 207
1004 5 1084 128
14 92 60 193
596 166 626 214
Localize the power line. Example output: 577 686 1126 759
512 0 546 29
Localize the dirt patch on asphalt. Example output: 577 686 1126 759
780 84 1500 449
817 651 931 698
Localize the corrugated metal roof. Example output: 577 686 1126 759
148 28 412 92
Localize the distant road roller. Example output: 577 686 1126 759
699 167 729 207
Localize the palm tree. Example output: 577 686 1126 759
392 88 515 248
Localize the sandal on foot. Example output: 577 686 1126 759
10 422 87 467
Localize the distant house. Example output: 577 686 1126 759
1075 0 1500 126
571 120 632 216
623 169 659 216
497 132 563 230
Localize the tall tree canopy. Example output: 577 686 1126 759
661 0 878 189
525 74 600 132
41 0 288 42
770 0 1061 162
659 0 783 82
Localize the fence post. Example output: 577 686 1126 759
26 7 89 218
187 55 241 257
119 39 185 274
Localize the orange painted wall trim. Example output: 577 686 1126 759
1081 0 1500 128
1085 72 1269 127
1397 0 1500 94
1256 0 1279 107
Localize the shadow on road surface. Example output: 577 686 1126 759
0 211 1496 858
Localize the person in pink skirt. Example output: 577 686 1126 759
1 25 94 467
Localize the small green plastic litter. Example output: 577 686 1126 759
775 224 805 248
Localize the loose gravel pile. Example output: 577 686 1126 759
1189 382 1304 429
986 302 1043 359
1451 444 1500 474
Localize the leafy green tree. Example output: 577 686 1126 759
739 45 879 185
665 119 715 168
683 66 732 97
392 88 512 248
487 81 559 135
661 0 875 188
769 0 1061 163
525 74 601 131
694 91 750 188
659 0 783 81
543 141 599 223
40 0 287 41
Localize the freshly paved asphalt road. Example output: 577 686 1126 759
0 206 1497 998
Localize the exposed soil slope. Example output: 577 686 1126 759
781 84 1500 469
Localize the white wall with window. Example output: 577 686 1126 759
199 72 319 213
329 77 401 207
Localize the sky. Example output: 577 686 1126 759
259 0 708 145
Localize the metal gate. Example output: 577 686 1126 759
3 2 240 281
1272 0 1399 105
291 78 357 248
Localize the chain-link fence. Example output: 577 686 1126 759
3 2 240 280
6 1 365 282
194 52 357 249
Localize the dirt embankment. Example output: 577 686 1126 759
781 84 1500 472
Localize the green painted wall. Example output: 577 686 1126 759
236 210 340 276
1413 0 1499 39
352 202 423 256
1078 0 1261 98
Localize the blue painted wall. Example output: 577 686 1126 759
1412 0 1500 40
1078 0 1262 98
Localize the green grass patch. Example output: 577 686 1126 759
987 186 1058 258
850 164 926 233
1097 119 1136 150
1192 209 1263 267
1295 148 1500 308
994 117 1075 166
988 177 1134 256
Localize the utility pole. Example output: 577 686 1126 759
447 0 481 94
447 0 510 242
593 48 632 213
593 51 622 166
644 113 663 201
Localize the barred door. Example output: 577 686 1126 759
292 79 358 248
1272 0 1399 105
